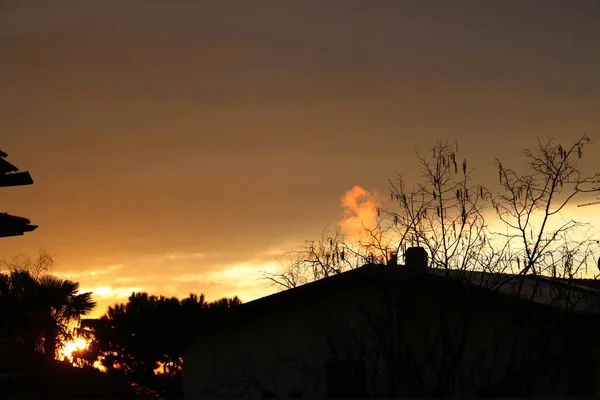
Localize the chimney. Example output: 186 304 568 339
387 251 398 266
404 247 428 272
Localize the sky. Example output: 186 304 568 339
2 0 600 317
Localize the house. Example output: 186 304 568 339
0 149 37 238
184 247 600 398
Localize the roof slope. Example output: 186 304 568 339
196 263 600 338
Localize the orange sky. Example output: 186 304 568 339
2 1 600 317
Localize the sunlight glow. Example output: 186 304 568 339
93 360 107 372
58 337 107 372
58 337 88 363
154 362 165 375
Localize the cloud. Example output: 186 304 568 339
81 259 280 317
171 261 278 284
114 275 158 283
79 285 141 298
72 248 289 317
54 264 124 279
139 252 206 263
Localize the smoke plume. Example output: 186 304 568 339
338 185 381 243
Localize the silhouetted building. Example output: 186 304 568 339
0 150 33 187
0 150 37 237
184 248 600 399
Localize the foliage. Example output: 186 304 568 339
75 291 242 398
0 266 95 359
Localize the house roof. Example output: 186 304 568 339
196 263 600 339
0 158 18 174
0 213 38 237
195 264 424 331
231 263 428 311
570 278 600 291
0 150 34 187
430 268 600 313
0 149 36 238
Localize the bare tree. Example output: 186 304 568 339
493 135 600 280
1 249 55 278
265 136 600 293
262 228 359 290
382 136 600 288
384 140 490 279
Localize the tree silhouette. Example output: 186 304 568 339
386 139 489 277
269 135 600 290
36 274 96 358
0 267 95 359
493 135 599 280
262 228 360 289
76 291 242 398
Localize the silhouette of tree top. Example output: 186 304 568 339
75 291 242 398
0 265 95 360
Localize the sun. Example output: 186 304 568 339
58 337 107 372
58 337 88 363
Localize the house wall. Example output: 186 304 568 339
184 283 385 399
388 281 573 397
184 278 597 399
